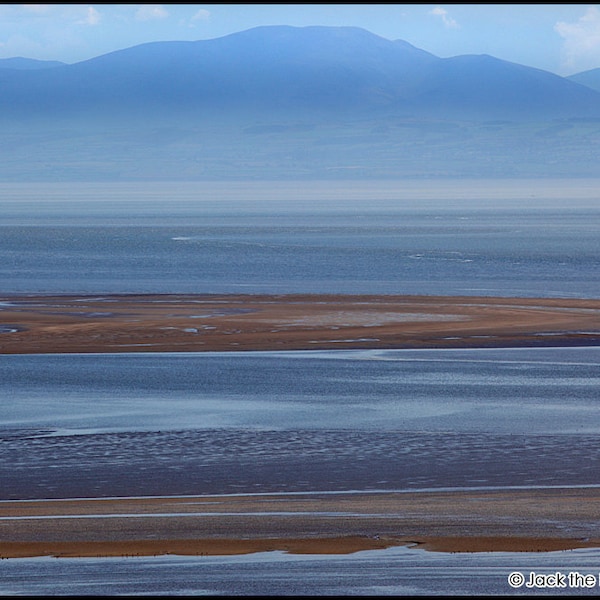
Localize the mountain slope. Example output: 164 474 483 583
406 54 600 119
0 25 599 122
2 26 600 181
568 67 600 93
0 57 66 70
0 26 439 120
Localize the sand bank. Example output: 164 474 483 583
1 488 600 557
2 294 599 559
0 293 598 354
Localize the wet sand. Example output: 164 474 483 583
2 488 600 558
2 293 599 557
0 293 599 354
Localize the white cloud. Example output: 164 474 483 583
555 6 600 73
135 4 169 22
428 6 459 29
191 9 210 22
16 5 99 26
76 6 100 26
20 4 54 15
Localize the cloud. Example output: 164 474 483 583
76 6 101 26
428 6 459 29
555 6 600 73
16 5 100 26
191 8 210 22
135 4 169 21
20 5 54 14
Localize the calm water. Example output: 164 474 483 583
1 180 599 595
2 348 599 596
4 547 600 596
0 180 599 297
1 347 600 500
2 348 599 437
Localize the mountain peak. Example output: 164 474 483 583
0 25 598 122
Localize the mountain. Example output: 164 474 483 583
568 67 600 93
1 25 599 123
405 54 600 119
0 26 439 121
0 57 66 70
2 25 600 181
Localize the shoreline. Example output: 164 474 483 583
4 537 599 559
2 488 600 558
3 292 599 559
0 293 598 354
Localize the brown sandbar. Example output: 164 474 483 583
0 293 598 354
1 488 600 557
2 293 599 558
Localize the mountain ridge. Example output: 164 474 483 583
568 67 600 93
2 25 600 181
1 25 599 122
0 57 66 70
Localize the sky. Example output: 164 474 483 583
1 4 600 76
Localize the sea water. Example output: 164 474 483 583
1 347 600 500
0 179 598 297
3 547 600 596
1 180 599 595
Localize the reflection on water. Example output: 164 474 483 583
1 347 599 434
2 427 600 499
3 547 600 596
1 348 599 500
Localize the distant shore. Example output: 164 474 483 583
0 293 598 354
2 488 600 558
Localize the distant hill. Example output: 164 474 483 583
0 57 66 70
568 67 600 93
2 25 600 181
406 54 600 119
1 25 599 122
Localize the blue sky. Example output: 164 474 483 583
1 4 600 75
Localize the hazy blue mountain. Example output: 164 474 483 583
0 57 66 70
1 25 599 123
406 54 600 119
2 25 600 181
568 67 600 93
0 26 442 122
